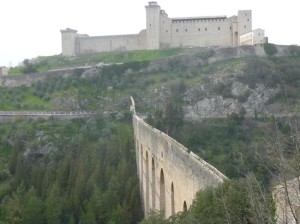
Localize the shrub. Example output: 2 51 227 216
288 45 300 57
21 59 37 74
263 43 278 56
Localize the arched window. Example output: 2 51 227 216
171 183 175 215
160 169 166 216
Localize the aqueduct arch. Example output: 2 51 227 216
131 97 227 218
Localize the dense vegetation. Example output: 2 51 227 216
142 176 275 224
145 100 300 223
0 46 299 223
0 115 143 223
2 55 300 113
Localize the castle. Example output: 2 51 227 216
61 2 266 56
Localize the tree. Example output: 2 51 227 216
45 183 62 224
23 187 44 224
21 59 37 74
288 45 300 57
260 116 300 224
264 43 278 56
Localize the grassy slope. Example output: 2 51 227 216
8 48 190 75
2 53 300 114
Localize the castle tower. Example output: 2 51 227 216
145 2 161 50
237 10 252 36
60 28 78 56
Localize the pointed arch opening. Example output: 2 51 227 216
183 201 187 212
234 31 239 46
140 145 143 188
151 157 156 210
171 182 175 215
160 168 166 216
145 151 149 213
139 145 144 213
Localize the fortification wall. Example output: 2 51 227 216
76 32 147 55
133 110 227 218
169 18 233 48
61 2 265 56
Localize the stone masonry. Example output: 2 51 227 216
61 2 266 56
131 97 227 218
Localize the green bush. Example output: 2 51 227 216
288 45 300 57
263 43 278 56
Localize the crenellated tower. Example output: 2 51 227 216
145 2 161 50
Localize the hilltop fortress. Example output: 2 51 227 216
61 2 266 56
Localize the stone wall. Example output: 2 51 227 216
169 18 233 48
61 2 265 56
0 67 8 76
132 98 227 218
76 32 147 55
273 178 300 224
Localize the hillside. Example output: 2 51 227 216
1 45 300 117
0 44 299 223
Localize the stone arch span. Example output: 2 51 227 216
132 97 227 218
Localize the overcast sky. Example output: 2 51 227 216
1 0 299 67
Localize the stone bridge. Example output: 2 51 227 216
0 110 94 122
131 97 227 218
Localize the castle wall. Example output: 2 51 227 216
76 33 146 55
170 18 233 48
133 112 227 218
0 67 8 76
61 2 264 56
